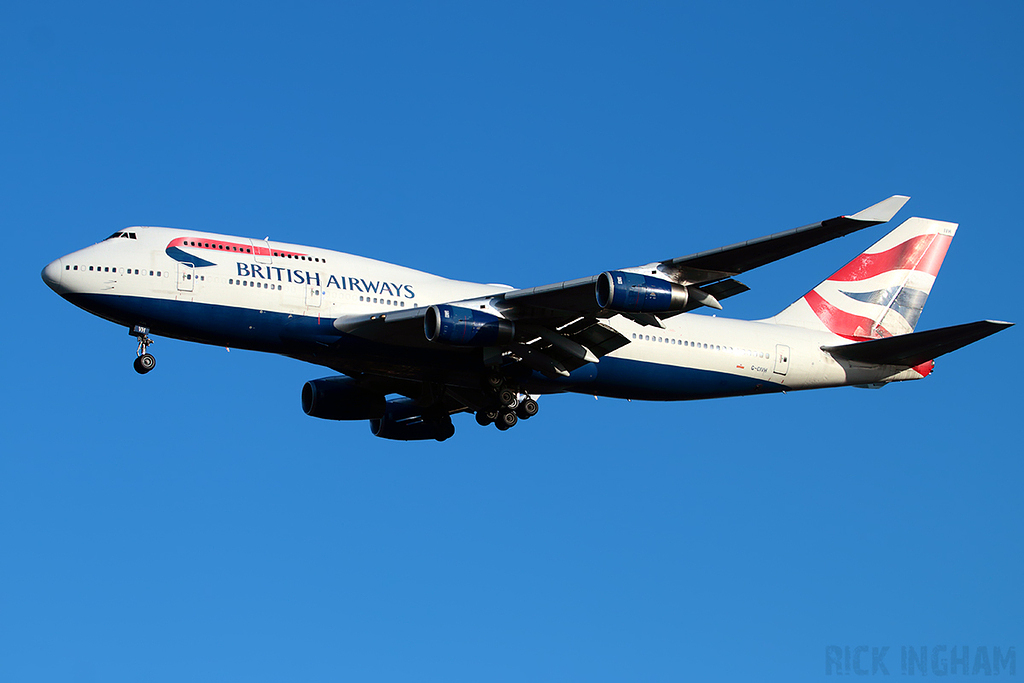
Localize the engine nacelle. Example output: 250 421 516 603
424 304 515 346
595 271 689 313
370 398 456 442
301 376 385 421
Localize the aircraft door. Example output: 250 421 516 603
177 262 195 292
305 283 323 309
249 238 272 264
773 344 790 375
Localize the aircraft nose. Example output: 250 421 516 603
41 258 64 290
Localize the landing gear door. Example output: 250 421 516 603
249 238 272 264
773 344 790 376
177 262 194 292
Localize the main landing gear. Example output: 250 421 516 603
130 325 156 375
474 375 539 432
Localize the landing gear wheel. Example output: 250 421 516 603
475 411 493 427
516 398 539 419
130 325 156 375
134 353 156 374
498 388 516 407
494 410 518 431
433 419 456 442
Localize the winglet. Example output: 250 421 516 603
848 195 910 223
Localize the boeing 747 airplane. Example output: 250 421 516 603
41 196 1011 440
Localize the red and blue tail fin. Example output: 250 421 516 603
772 217 957 340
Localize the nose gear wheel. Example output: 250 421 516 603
129 325 156 375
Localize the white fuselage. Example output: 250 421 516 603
43 226 924 401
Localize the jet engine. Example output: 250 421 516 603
595 270 689 313
424 304 515 346
370 397 456 442
301 376 386 421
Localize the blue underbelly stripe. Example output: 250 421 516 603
67 293 783 400
67 293 340 353
526 357 783 401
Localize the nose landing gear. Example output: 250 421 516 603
130 325 156 374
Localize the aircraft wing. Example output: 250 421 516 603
332 195 909 378
494 194 909 319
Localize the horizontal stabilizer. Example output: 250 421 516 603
822 320 1013 367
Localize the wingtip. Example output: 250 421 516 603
849 194 911 223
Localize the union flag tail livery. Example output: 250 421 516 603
772 217 956 340
41 196 1012 441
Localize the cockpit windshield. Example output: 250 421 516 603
105 231 137 240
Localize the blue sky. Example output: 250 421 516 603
2 2 1021 681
